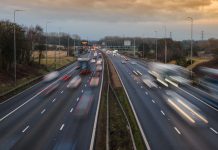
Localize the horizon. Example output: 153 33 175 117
1 0 218 40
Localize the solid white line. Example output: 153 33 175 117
41 109 46 114
89 55 104 150
77 97 79 101
22 125 29 133
60 124 65 131
157 78 168 87
210 127 218 134
0 91 42 122
161 110 165 116
178 87 218 112
52 98 56 103
111 59 151 150
152 100 155 103
70 108 74 113
165 78 178 87
174 127 181 135
0 67 77 122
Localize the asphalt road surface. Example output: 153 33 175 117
108 53 218 150
0 52 103 150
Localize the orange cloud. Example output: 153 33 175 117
1 0 218 23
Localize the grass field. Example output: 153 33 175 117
187 57 212 70
0 50 76 96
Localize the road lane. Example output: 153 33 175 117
108 54 218 150
0 51 104 150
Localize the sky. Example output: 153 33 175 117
1 0 218 40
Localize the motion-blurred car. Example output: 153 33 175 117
141 75 158 88
90 73 100 87
165 90 208 126
198 67 218 98
61 74 71 81
91 59 96 63
96 60 102 65
96 65 102 72
75 65 80 70
148 62 190 87
43 71 59 82
74 90 94 118
43 81 60 96
121 61 126 64
67 75 82 88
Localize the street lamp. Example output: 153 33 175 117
164 26 168 63
45 21 51 67
58 27 61 65
14 9 24 86
67 33 70 57
154 31 158 61
187 17 193 66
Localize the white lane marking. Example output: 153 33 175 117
0 91 42 122
152 100 155 103
210 127 218 134
52 98 56 103
22 125 29 133
60 124 65 131
137 71 142 76
61 91 64 94
161 110 165 116
81 90 83 93
141 86 143 89
145 92 148 95
41 109 46 114
174 127 181 135
70 108 74 113
178 87 218 112
77 97 79 101
0 67 77 122
165 78 178 87
85 84 87 87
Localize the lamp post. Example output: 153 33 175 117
14 9 24 86
164 26 167 63
187 17 193 66
155 31 158 61
45 21 51 67
187 17 193 77
58 27 61 65
67 33 70 56
133 38 136 57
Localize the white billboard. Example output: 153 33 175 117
124 40 131 46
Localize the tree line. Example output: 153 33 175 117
100 36 218 64
0 20 81 74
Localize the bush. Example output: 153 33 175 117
176 57 195 67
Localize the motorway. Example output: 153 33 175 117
108 53 218 150
0 52 103 150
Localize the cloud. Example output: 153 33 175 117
1 0 218 23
